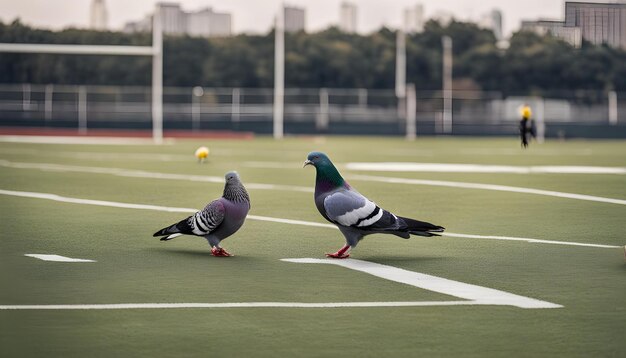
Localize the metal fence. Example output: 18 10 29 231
0 84 624 137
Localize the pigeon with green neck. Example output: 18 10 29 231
304 152 444 258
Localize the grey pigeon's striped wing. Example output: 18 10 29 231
186 199 225 235
323 189 402 231
323 190 383 228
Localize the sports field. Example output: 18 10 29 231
0 136 624 357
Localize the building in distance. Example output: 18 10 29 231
339 2 357 33
564 1 626 49
403 3 425 33
123 2 232 38
521 19 582 47
478 9 503 41
521 1 626 49
187 7 232 37
284 6 306 33
90 0 108 30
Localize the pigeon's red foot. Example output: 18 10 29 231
325 245 351 259
325 252 350 259
211 247 233 257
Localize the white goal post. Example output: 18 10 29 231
0 8 164 144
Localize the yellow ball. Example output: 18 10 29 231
195 146 210 159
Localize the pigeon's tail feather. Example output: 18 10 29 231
160 233 183 241
153 223 180 237
399 216 445 237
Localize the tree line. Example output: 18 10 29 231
1 19 626 95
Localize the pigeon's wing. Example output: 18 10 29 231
323 189 400 230
181 199 226 236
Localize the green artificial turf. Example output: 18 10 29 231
0 136 625 357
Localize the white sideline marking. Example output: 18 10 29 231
0 160 313 193
3 159 624 205
442 232 619 249
0 189 620 249
381 148 596 157
248 214 336 229
346 162 626 175
0 189 195 213
24 254 95 262
0 135 169 145
0 301 485 310
348 174 626 206
461 148 594 156
243 161 303 169
282 258 562 309
0 147 189 162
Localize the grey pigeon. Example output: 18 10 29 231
153 171 250 257
304 152 444 258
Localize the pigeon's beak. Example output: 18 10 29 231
303 160 313 168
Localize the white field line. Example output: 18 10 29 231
442 232 619 249
380 149 435 157
0 189 620 249
3 257 563 310
0 160 313 193
4 156 625 205
381 148 595 157
282 258 562 309
0 301 483 310
346 162 626 174
0 135 171 145
24 254 95 262
461 148 594 156
247 214 336 229
243 161 304 169
184 148 307 158
4 159 625 206
0 189 196 213
348 174 626 206
0 147 189 162
0 147 245 162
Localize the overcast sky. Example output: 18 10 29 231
1 0 567 36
